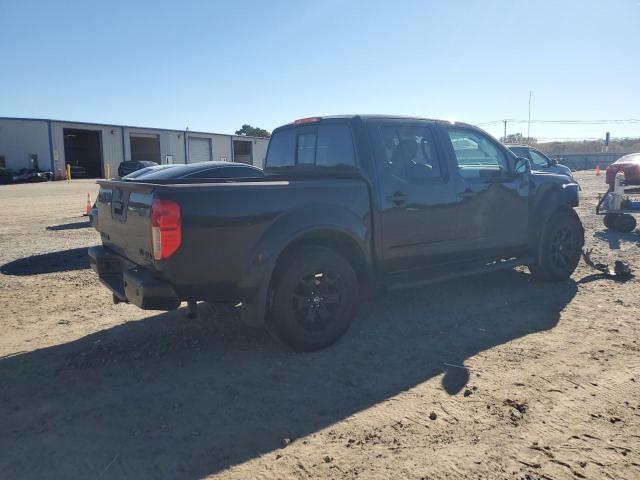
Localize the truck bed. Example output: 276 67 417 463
95 176 371 303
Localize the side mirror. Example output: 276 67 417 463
549 158 558 166
514 157 531 175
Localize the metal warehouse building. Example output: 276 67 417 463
0 117 270 179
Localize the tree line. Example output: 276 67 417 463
500 133 640 155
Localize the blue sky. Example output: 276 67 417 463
1 0 639 141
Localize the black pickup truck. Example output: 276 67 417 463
90 115 583 351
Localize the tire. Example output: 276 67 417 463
271 246 359 352
613 214 637 233
530 210 584 282
603 213 618 230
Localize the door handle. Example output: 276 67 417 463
387 191 407 206
458 190 476 199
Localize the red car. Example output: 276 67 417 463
606 153 640 185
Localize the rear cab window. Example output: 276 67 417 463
265 121 356 173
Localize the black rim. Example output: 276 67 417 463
290 269 346 331
550 226 576 270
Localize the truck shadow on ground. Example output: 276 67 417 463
0 247 89 276
0 270 577 479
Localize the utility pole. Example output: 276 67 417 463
527 90 532 142
503 120 507 141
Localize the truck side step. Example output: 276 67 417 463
386 256 534 291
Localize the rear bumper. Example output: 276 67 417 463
88 246 180 310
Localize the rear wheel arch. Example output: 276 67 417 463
269 229 372 294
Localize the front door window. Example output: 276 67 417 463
446 128 510 180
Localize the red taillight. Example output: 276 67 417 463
151 198 181 260
293 116 321 125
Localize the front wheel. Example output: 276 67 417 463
271 246 359 352
530 211 584 281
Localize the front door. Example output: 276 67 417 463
440 125 529 259
369 119 461 274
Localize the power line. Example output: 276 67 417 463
536 137 606 140
477 118 640 126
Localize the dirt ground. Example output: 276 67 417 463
0 173 638 480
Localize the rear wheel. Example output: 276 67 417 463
271 246 359 351
530 211 584 281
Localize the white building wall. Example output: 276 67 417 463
0 118 51 171
51 121 124 178
185 132 235 163
251 137 269 169
0 117 268 177
211 134 232 162
123 127 186 165
232 136 269 168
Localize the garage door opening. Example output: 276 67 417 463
233 140 253 165
188 137 212 163
63 129 103 178
130 134 160 163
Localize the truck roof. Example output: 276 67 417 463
277 115 475 130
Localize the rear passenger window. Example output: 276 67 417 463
378 124 441 180
265 128 295 167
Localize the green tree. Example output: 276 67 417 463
500 132 537 144
235 124 271 138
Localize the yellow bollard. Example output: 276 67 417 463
105 163 110 179
66 164 71 181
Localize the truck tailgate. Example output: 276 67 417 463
96 180 156 267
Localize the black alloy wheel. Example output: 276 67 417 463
271 246 359 351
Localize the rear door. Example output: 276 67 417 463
368 119 461 273
440 125 529 257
